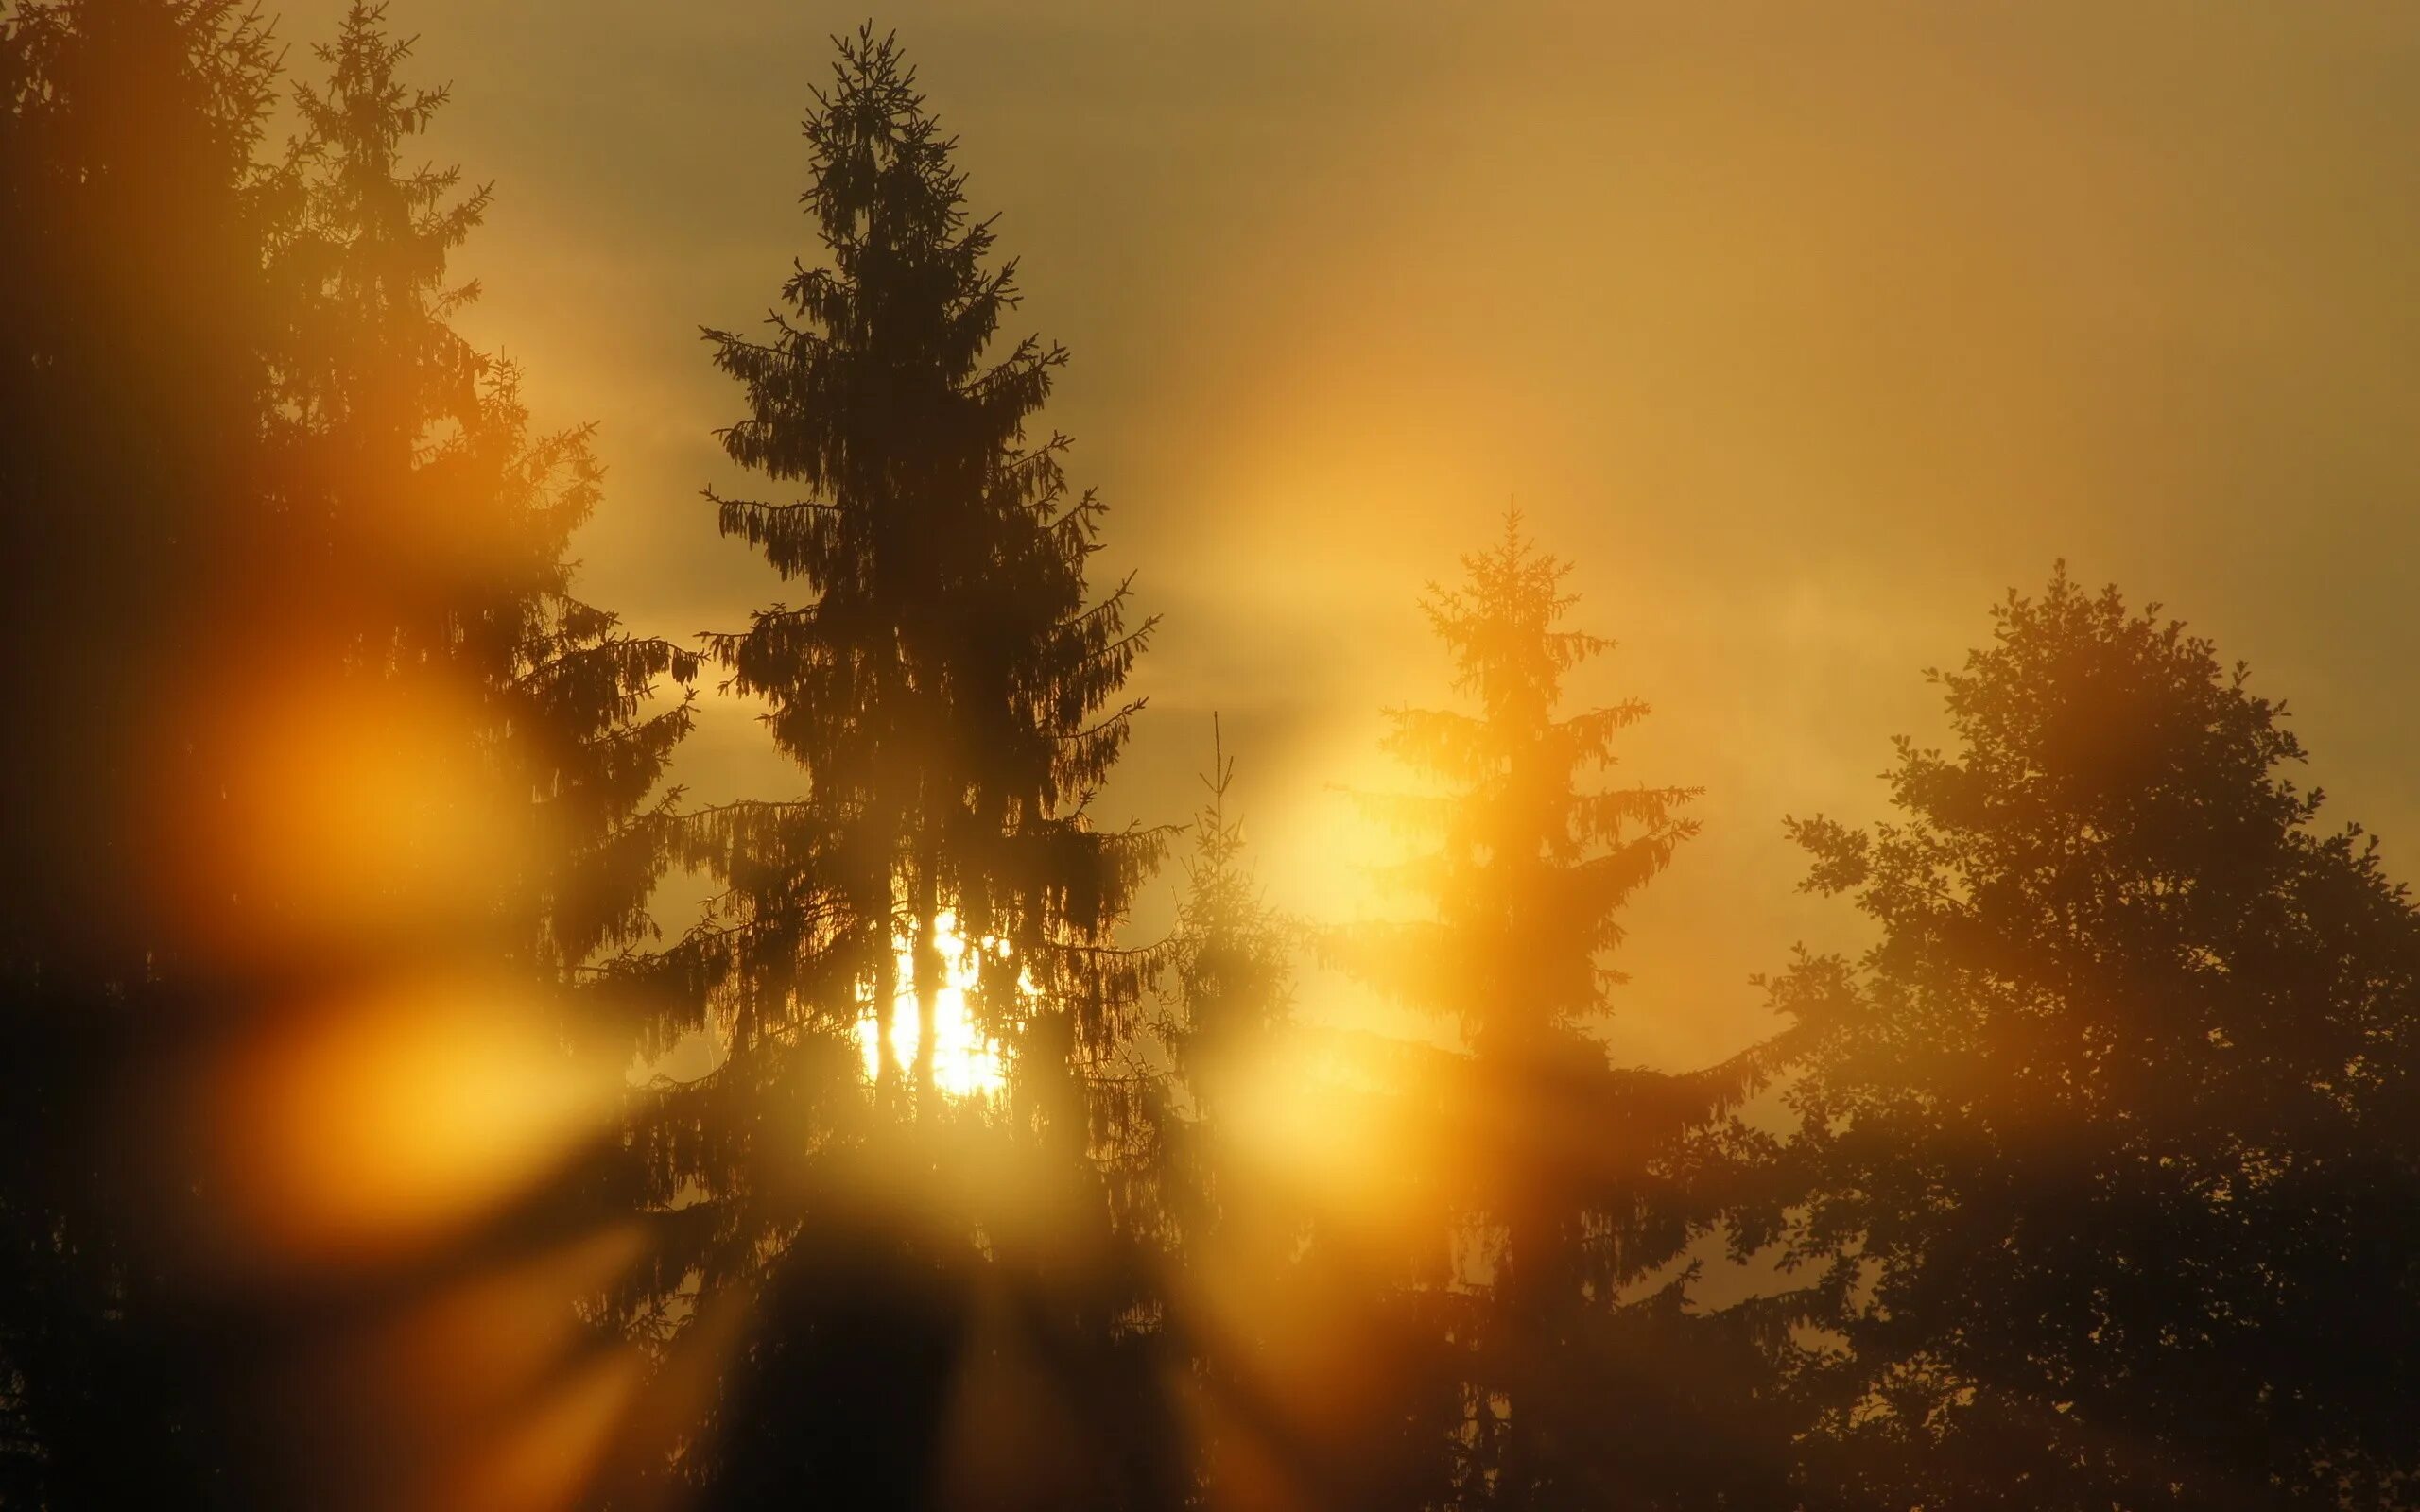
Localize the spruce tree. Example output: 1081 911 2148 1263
273 4 698 979
623 28 1168 1504
244 21 698 1497
1336 510 1791 1510
689 20 1156 1114
1165 719 1296 1208
0 7 694 1501
1767 569 2420 1509
1153 722 1308 1505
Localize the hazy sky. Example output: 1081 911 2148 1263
278 0 2420 1068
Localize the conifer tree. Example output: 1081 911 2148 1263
0 7 693 1501
1766 569 2420 1509
621 28 1167 1503
700 19 1153 1105
1152 723 1308 1504
1336 510 1792 1510
271 4 697 977
263 21 715 1506
1165 720 1296 1210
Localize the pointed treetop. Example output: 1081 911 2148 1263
1419 502 1610 727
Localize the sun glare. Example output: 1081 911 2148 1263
856 909 1011 1098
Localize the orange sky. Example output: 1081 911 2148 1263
277 0 2420 1070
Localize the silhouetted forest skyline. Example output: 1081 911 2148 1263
6 2 2420 1508
280 0 2420 1078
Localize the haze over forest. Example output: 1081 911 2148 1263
6 3 2420 1509
381 0 2420 1068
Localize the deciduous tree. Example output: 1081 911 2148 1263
1770 568 2420 1508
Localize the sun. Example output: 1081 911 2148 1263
856 909 1011 1098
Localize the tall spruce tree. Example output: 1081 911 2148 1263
700 21 1153 1110
1336 510 1793 1510
623 28 1169 1505
1765 569 2420 1510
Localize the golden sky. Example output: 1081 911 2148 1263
283 0 2420 1069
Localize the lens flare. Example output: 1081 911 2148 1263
198 973 614 1270
154 667 517 970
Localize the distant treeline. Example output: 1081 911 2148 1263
3 5 2415 1510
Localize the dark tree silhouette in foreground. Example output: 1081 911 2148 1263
1765 568 2420 1509
0 5 693 1504
621 28 1172 1507
1335 510 1794 1510
0 3 283 1500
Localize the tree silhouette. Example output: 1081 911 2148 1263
247 18 699 1501
0 6 693 1503
273 4 699 976
620 28 1171 1505
1150 720 1320 1506
0 3 285 1499
1766 567 2420 1509
699 21 1156 1104
1334 509 1793 1509
1165 720 1296 1198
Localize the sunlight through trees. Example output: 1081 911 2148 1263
3 6 2418 1510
